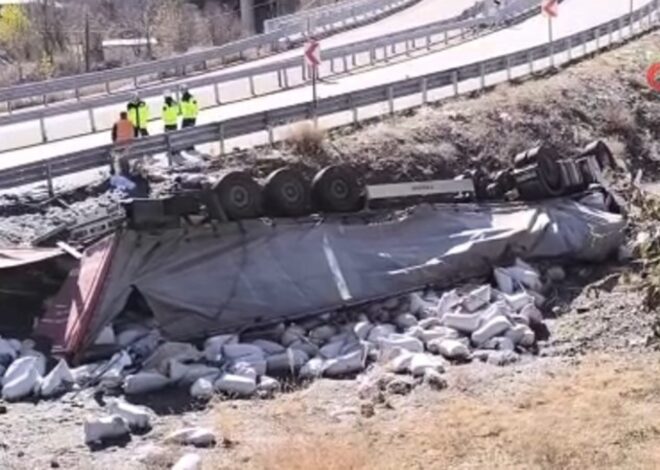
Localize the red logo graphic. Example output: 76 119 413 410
647 63 660 91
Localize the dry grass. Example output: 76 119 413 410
235 355 660 470
284 121 327 158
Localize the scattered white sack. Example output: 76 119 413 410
496 337 516 351
418 328 449 345
443 313 482 333
40 359 74 398
409 353 445 377
107 399 152 430
98 351 133 389
143 343 202 375
124 371 170 395
479 301 513 324
319 337 348 359
309 325 338 342
354 321 374 340
471 316 512 346
502 292 536 312
214 373 256 397
366 324 397 343
299 357 326 379
222 343 265 361
386 350 414 374
288 340 319 358
520 303 544 325
418 317 443 330
129 330 162 359
190 377 214 400
93 325 116 346
20 349 47 376
1 356 42 401
8 338 22 353
409 292 437 317
172 453 202 470
506 324 535 347
487 350 519 366
84 415 130 444
250 339 285 355
165 427 216 447
203 334 237 362
323 349 366 377
231 354 267 376
428 339 470 360
394 313 418 329
168 361 220 385
266 349 309 375
377 334 424 355
257 376 281 394
494 267 515 294
462 285 491 312
231 362 257 380
281 324 306 347
436 290 461 316
500 259 543 292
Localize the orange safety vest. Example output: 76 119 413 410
115 118 134 143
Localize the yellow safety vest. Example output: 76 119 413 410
181 98 198 119
162 102 179 126
127 102 149 130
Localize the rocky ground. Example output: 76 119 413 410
2 23 660 470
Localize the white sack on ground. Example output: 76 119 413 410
124 371 170 395
40 359 74 398
172 453 202 470
142 342 202 374
84 415 130 444
1 356 42 401
106 400 152 430
165 427 216 447
190 377 214 400
214 373 256 397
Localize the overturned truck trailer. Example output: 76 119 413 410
36 192 624 359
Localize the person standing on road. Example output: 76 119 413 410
180 86 199 152
180 86 198 129
127 93 150 137
111 111 135 144
162 91 180 133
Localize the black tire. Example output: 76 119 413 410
311 165 363 213
263 168 311 217
213 171 263 220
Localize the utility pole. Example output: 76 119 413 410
240 0 256 36
84 10 90 72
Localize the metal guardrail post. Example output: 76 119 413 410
283 68 290 88
595 28 600 49
527 50 534 73
505 55 512 81
88 109 97 133
566 36 572 61
39 118 48 143
425 35 431 50
105 82 110 94
452 71 458 97
75 88 80 102
608 22 613 45
582 33 588 56
249 75 256 96
387 86 394 115
214 84 221 105
619 17 624 40
369 48 375 65
421 78 428 105
479 63 485 90
342 55 349 72
219 123 225 156
444 30 449 44
350 94 358 125
46 163 54 197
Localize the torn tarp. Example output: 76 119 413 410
37 196 625 356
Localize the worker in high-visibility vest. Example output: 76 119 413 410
111 111 134 144
180 86 199 128
180 86 199 151
127 93 150 137
162 92 180 132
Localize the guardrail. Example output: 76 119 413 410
1 0 655 193
0 0 415 111
0 0 538 149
